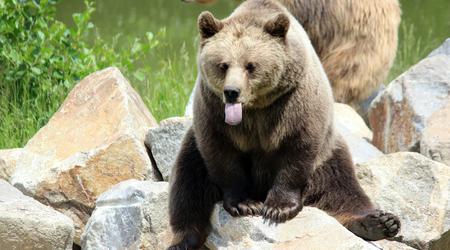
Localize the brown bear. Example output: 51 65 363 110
169 0 400 249
183 0 401 118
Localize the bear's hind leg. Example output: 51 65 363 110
305 141 400 241
168 129 220 250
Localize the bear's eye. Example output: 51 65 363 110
246 62 255 74
218 63 229 72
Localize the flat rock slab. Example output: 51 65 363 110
207 206 380 250
369 39 450 162
372 240 417 250
11 67 158 243
357 152 450 249
0 180 75 250
81 179 171 250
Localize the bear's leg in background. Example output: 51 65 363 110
168 128 220 250
304 140 401 241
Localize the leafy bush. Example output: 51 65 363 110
0 0 178 148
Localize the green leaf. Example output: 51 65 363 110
31 67 42 75
133 70 146 82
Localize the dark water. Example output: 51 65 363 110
56 0 450 83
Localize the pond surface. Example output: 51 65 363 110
56 0 450 112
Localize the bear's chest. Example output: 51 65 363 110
225 114 282 152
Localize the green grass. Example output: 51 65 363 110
386 22 438 83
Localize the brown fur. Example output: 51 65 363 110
185 0 401 117
168 1 400 249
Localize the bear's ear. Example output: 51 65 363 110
198 11 223 39
264 13 290 38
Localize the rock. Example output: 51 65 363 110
81 179 171 250
207 206 379 250
10 67 158 243
334 103 383 164
0 148 22 181
184 77 199 117
369 39 450 154
338 132 383 165
334 103 372 140
145 117 192 181
421 103 450 166
371 240 417 250
356 152 450 249
0 179 75 250
429 38 450 57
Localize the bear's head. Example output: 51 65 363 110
197 11 293 125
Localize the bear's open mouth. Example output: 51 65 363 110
224 103 242 125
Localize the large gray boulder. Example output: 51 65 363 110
369 39 450 162
357 152 450 249
145 117 192 181
81 179 171 250
0 179 75 250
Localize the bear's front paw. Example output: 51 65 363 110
224 199 263 217
262 190 302 224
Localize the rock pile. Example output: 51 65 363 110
1 39 450 249
9 67 158 243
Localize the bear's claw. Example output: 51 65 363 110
224 199 263 217
262 202 302 224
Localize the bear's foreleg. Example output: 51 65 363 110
197 128 262 217
262 142 315 224
168 129 220 250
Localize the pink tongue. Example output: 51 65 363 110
225 103 242 125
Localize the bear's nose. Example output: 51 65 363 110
224 87 240 103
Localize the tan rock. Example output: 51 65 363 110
421 103 450 166
356 152 450 249
0 180 75 250
0 148 22 181
11 67 158 243
334 103 372 140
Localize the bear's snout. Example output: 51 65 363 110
224 86 240 103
